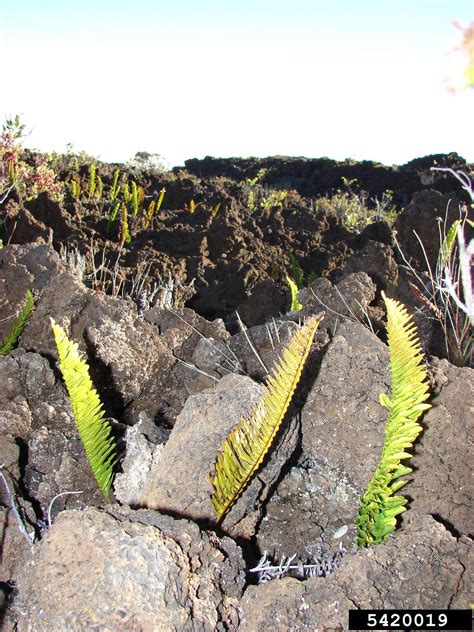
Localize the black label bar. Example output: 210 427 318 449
348 609 472 630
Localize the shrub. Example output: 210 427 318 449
0 115 63 203
315 177 397 232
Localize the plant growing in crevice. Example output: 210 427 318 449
51 320 117 500
210 315 322 523
244 168 287 213
210 202 221 222
355 292 431 546
315 177 397 232
144 187 166 229
109 168 121 202
289 254 317 289
286 276 302 311
107 201 122 236
396 167 473 367
118 205 131 248
88 164 97 201
0 290 35 355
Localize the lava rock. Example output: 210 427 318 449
240 512 472 631
16 506 246 631
137 373 300 537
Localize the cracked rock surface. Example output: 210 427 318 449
15 506 246 631
240 512 472 631
257 320 473 560
136 372 300 538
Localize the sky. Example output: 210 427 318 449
1 0 472 168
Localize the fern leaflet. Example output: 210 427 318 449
210 315 321 523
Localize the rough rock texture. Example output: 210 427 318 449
21 270 175 411
340 239 399 292
129 307 233 426
0 436 35 584
394 189 465 270
257 320 473 559
113 415 166 506
0 242 177 420
137 373 300 537
182 154 468 203
408 358 473 536
1 155 472 629
16 506 245 631
0 349 69 439
299 272 378 335
0 348 108 509
239 512 472 631
0 242 63 342
228 319 301 381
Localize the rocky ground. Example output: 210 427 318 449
0 153 472 630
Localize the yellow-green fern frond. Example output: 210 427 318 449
438 219 460 268
0 290 35 356
286 276 302 311
51 319 116 500
356 292 431 546
210 315 321 523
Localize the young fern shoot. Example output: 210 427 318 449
355 292 431 546
286 276 302 311
51 319 116 499
210 315 322 523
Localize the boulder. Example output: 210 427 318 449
136 373 300 537
16 506 245 631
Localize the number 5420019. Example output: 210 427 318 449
349 609 472 630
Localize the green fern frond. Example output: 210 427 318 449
438 219 460 268
107 201 121 235
95 175 104 201
210 315 321 523
286 276 302 311
88 164 97 200
210 202 221 221
110 168 121 201
51 319 116 499
131 181 139 216
119 205 131 247
290 254 305 289
356 292 431 546
0 290 35 356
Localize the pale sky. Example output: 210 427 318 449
1 1 473 167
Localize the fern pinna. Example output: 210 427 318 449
51 319 116 500
356 292 431 546
210 315 321 523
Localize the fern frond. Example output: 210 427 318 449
0 290 35 356
438 219 460 268
290 254 305 289
88 164 96 200
210 315 321 523
286 276 302 311
110 168 121 201
51 319 116 499
356 292 431 546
